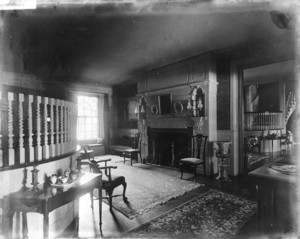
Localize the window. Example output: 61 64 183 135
77 95 99 140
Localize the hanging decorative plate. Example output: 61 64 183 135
173 102 183 114
151 105 159 114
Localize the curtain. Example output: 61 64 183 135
98 94 105 139
103 94 109 152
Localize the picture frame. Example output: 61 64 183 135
158 94 172 115
151 104 159 114
173 102 183 114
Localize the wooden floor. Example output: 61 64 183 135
61 147 299 238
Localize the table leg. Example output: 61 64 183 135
256 183 264 233
43 203 49 239
270 184 274 228
216 158 222 180
123 152 126 164
74 201 79 238
22 212 28 239
4 210 14 239
98 187 102 233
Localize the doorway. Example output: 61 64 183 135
240 61 297 173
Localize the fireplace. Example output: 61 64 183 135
147 127 193 167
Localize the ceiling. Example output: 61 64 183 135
2 1 297 86
244 60 296 85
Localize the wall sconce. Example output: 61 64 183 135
134 106 139 115
187 86 205 117
137 96 146 119
187 99 192 111
140 104 145 113
133 96 146 119
31 165 39 191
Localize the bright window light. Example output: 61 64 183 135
77 95 99 140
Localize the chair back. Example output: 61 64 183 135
89 161 101 174
79 145 95 159
191 134 208 160
88 160 112 182
132 133 141 150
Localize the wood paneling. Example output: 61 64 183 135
137 77 148 93
190 61 207 83
148 66 189 91
137 54 210 94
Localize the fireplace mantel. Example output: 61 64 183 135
141 117 209 136
144 117 196 129
136 54 218 176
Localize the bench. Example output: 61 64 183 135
110 133 141 165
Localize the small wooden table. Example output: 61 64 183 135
110 145 140 165
2 172 102 239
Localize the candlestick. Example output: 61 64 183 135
31 165 39 191
22 167 29 191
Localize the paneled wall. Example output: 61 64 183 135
135 53 218 176
137 55 208 94
216 59 230 130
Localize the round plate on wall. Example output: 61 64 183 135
173 102 183 114
151 105 159 114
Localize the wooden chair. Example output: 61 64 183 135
122 133 142 165
110 133 142 165
88 158 128 211
77 145 96 171
179 134 208 182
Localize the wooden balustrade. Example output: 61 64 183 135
244 112 283 131
0 87 77 171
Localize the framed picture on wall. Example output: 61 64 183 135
158 94 172 115
126 97 139 120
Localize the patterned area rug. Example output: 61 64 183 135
94 155 202 219
125 189 257 238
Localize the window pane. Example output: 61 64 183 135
77 95 98 116
77 95 99 140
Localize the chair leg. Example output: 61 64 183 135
123 152 126 164
106 189 113 211
193 166 197 182
130 153 133 166
203 163 206 176
108 195 113 211
122 182 128 202
179 164 183 179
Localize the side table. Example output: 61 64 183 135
2 172 102 239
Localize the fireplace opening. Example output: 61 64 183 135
147 127 193 167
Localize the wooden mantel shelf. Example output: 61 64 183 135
143 117 206 129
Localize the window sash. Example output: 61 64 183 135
77 95 100 140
